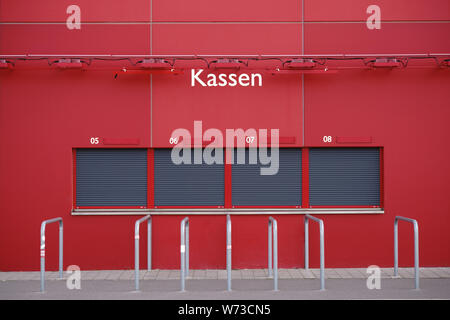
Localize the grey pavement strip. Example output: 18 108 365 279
1 267 449 281
1 279 450 300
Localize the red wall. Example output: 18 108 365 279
1 0 449 271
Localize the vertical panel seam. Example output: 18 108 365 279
301 0 305 147
150 0 153 148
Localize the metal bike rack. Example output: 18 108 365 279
268 216 278 291
180 217 190 291
394 216 420 289
226 214 232 291
134 214 152 291
40 217 63 292
304 214 325 290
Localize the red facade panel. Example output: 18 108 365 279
0 0 150 22
305 0 450 21
152 0 301 22
0 24 150 54
152 24 302 55
305 22 450 54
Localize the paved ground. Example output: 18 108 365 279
1 268 449 299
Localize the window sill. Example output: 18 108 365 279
72 208 384 216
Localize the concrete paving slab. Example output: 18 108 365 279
287 269 303 279
241 269 254 279
278 269 292 279
429 268 449 278
143 270 158 280
325 269 341 279
346 268 367 278
310 269 321 278
194 270 206 279
81 271 100 280
45 271 63 280
118 270 134 280
11 272 35 281
299 269 316 279
333 268 353 279
138 270 148 280
418 268 440 279
380 268 395 278
95 270 112 280
437 268 450 277
398 268 415 278
105 270 124 280
253 269 267 278
28 272 42 281
206 270 218 279
155 270 171 280
167 271 180 280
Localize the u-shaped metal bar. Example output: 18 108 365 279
304 214 325 290
134 214 152 291
226 214 232 291
40 217 63 292
180 217 190 291
394 216 419 289
268 216 278 291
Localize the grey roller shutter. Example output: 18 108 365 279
309 148 380 206
76 148 147 207
232 148 302 206
154 148 224 206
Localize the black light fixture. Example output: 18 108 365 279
52 58 88 69
283 58 317 69
135 58 172 69
209 58 246 69
0 59 14 70
367 58 405 69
